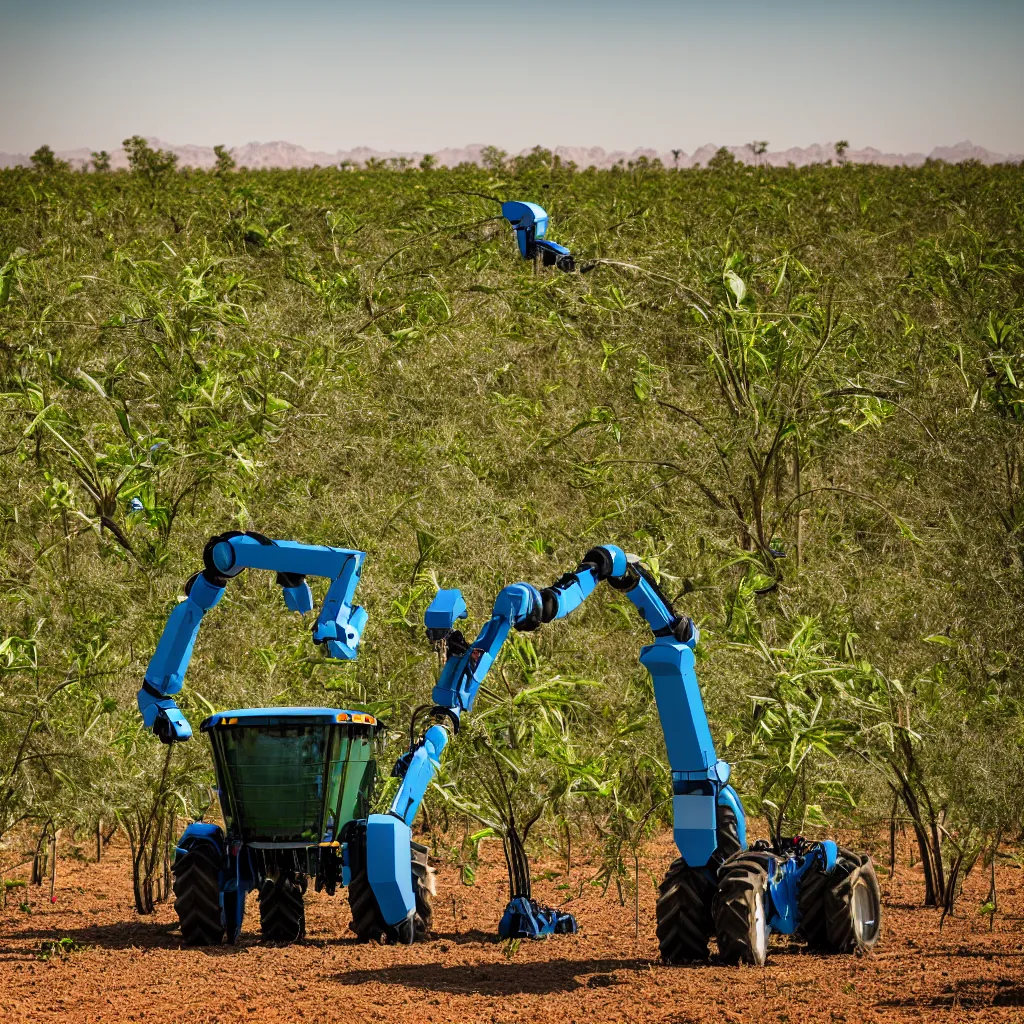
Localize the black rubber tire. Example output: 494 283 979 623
411 841 435 939
796 860 830 950
825 851 882 954
713 854 771 966
347 829 432 945
656 860 716 963
655 801 747 964
259 872 307 943
173 845 225 946
711 803 744 869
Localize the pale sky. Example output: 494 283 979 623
1 0 1022 155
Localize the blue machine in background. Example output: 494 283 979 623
501 201 575 272
140 534 881 962
380 544 882 961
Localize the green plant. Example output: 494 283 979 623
37 937 87 960
123 136 178 184
213 145 236 175
30 146 70 173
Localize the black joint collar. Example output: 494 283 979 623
582 546 614 580
430 706 460 734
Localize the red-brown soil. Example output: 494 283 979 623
1 831 1022 1023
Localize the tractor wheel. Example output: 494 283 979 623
656 860 715 962
173 844 225 946
713 853 772 966
259 871 307 944
711 803 743 868
656 800 746 964
825 850 882 953
796 860 830 950
411 840 436 939
347 829 433 945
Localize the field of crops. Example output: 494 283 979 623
1 148 1023 1020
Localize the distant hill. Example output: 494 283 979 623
1 138 1021 170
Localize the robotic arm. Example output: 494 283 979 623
137 531 368 743
501 201 575 272
366 544 746 938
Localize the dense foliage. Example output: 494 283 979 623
1 150 1022 914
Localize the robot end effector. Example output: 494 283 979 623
501 201 575 272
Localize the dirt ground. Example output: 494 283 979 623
1 830 1022 1024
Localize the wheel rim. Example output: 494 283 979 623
852 878 878 943
752 889 767 962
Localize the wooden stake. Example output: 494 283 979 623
48 830 58 903
634 854 640 938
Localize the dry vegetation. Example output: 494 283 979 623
1 147 1023 936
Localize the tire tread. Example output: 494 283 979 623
173 845 225 947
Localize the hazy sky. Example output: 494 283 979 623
1 0 1022 155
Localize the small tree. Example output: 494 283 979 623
747 140 769 167
418 153 436 171
708 146 738 171
91 150 111 172
213 144 236 175
670 148 683 168
835 139 850 164
123 135 178 185
31 145 69 172
480 146 508 172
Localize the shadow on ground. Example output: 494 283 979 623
0 920 247 955
876 979 1024 1009
331 956 657 996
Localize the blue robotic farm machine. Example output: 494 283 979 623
140 533 881 963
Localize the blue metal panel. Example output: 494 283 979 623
768 841 839 935
365 814 415 926
425 589 468 631
210 536 359 579
597 544 629 577
176 821 225 858
189 573 228 610
390 725 449 825
431 615 515 712
624 575 679 635
534 239 571 256
145 581 225 696
821 839 838 871
282 582 314 613
138 686 193 740
639 639 717 772
312 563 366 660
718 785 748 850
672 793 718 866
501 201 550 256
544 567 599 619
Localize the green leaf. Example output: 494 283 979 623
724 270 747 305
75 369 107 399
803 804 831 827
923 634 958 648
115 407 137 444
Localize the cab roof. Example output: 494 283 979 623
200 706 378 731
